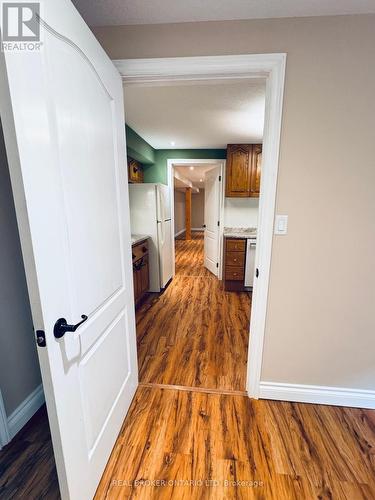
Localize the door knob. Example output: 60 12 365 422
54 314 88 339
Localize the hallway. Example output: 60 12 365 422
136 231 251 392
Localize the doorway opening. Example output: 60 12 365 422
171 160 223 277
124 72 273 394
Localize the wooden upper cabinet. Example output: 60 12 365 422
225 144 262 198
225 144 252 197
250 144 262 197
128 157 144 183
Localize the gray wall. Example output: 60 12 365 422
94 15 375 390
174 189 186 236
191 190 204 229
0 122 41 416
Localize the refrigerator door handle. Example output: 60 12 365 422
161 220 165 245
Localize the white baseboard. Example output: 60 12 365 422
7 384 45 440
192 227 204 231
259 381 375 409
174 228 186 237
0 390 10 449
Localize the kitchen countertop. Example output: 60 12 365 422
131 234 150 246
223 227 257 239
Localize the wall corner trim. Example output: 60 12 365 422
7 384 45 440
259 381 375 409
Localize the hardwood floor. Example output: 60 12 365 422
3 232 375 500
0 406 59 500
95 385 375 499
136 231 251 391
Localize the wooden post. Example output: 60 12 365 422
185 187 192 240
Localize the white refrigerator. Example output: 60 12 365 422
128 183 173 292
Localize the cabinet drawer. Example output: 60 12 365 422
132 240 148 262
225 251 245 267
226 239 246 252
225 266 244 281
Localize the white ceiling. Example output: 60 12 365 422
73 0 375 26
174 164 216 188
124 80 266 149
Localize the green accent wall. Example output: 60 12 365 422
144 149 227 184
125 125 155 165
125 124 226 184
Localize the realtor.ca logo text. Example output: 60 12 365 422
1 2 42 51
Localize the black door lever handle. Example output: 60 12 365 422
54 314 88 339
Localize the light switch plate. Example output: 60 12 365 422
274 215 288 235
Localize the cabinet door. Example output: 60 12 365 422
136 166 144 183
250 144 262 197
128 158 143 183
140 256 149 294
133 266 139 303
225 144 252 197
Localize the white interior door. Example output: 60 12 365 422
0 1 138 499
204 167 221 276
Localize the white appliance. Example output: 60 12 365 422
128 183 173 292
244 238 257 287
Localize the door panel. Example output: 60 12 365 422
0 1 138 499
204 166 221 276
50 35 123 317
79 312 129 451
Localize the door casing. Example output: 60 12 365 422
114 54 287 398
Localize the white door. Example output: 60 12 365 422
204 166 221 276
0 1 138 499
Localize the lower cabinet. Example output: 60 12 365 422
223 237 247 292
132 239 149 306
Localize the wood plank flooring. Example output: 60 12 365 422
136 232 251 391
3 231 375 500
0 406 59 500
95 385 375 499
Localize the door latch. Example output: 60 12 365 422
36 330 46 347
255 268 259 278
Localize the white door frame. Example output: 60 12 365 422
115 54 286 398
167 159 225 278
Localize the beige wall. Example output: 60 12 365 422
192 190 204 229
174 189 185 236
94 15 375 390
